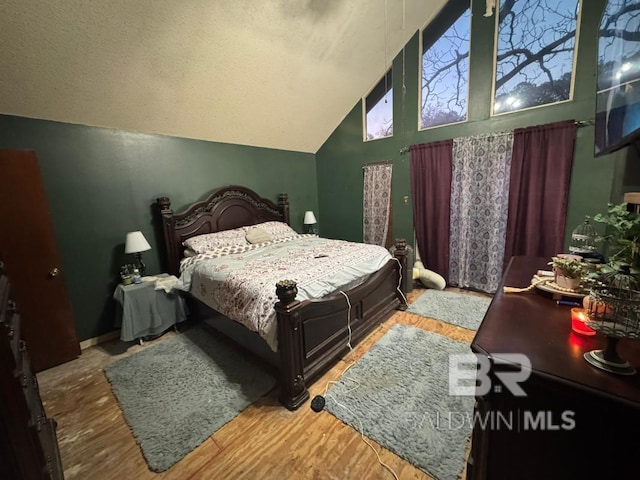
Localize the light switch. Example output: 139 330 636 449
403 195 409 204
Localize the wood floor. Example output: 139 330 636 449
37 287 487 480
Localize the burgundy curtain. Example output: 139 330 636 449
410 140 453 281
503 120 576 264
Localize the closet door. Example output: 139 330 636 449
0 149 80 372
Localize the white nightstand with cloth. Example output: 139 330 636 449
113 273 187 343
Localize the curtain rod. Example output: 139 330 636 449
400 119 594 154
363 161 393 168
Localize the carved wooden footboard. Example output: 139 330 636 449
155 185 407 410
275 250 407 409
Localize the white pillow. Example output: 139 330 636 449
245 227 273 244
183 227 249 254
254 221 298 241
412 261 446 290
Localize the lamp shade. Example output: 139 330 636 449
303 211 317 225
124 231 151 254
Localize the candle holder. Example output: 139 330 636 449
583 265 640 375
571 307 596 336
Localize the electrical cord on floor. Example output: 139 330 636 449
310 290 399 480
324 388 400 480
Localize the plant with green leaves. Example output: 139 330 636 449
120 264 136 277
591 202 640 273
548 257 587 279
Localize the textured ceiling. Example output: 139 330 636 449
0 0 445 153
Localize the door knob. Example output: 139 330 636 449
49 267 60 277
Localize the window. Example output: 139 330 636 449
364 69 393 141
493 0 581 115
420 0 471 130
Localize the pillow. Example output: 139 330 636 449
183 248 197 258
245 227 273 244
254 221 298 241
412 261 446 290
183 227 249 254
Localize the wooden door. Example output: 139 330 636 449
0 150 80 372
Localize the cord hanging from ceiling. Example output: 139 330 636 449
402 0 405 29
401 0 408 155
384 0 388 103
402 0 406 95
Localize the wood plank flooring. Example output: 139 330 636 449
37 287 487 480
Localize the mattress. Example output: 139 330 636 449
177 235 393 350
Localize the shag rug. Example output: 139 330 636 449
326 324 475 480
104 324 277 472
407 289 492 330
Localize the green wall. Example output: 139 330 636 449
0 114 317 341
317 0 631 250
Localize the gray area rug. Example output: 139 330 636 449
407 289 492 330
104 324 277 472
326 324 475 480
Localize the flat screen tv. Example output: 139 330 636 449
594 0 640 156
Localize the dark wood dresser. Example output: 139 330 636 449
468 256 640 480
0 261 64 479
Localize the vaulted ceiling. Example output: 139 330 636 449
0 1 446 153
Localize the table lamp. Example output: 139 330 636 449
304 211 317 235
125 231 151 276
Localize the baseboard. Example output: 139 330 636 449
79 330 121 350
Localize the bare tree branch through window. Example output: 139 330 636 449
493 0 581 114
421 1 471 129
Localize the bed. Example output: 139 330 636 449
155 185 408 410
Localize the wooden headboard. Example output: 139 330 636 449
155 185 290 275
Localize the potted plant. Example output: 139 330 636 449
591 202 640 275
120 264 135 285
548 256 586 290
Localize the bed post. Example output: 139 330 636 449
393 238 409 310
278 193 290 225
155 197 179 276
274 279 309 410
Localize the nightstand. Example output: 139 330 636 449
113 274 187 344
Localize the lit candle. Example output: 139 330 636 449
571 307 596 336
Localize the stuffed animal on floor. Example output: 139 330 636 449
412 261 446 290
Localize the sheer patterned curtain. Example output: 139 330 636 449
363 163 393 247
504 120 576 262
449 132 513 292
410 140 453 281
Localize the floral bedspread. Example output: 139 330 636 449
177 235 393 351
